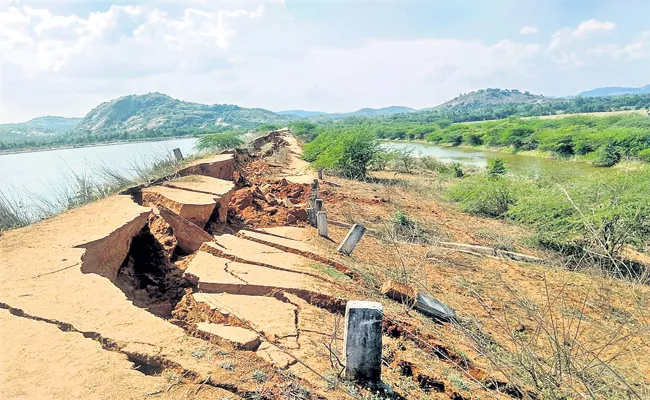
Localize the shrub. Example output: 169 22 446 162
195 131 244 152
289 121 318 141
638 148 650 162
508 170 650 261
304 130 380 180
393 147 417 173
447 175 523 217
590 142 620 167
487 158 507 176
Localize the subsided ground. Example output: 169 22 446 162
1 131 648 399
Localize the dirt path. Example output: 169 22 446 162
0 133 358 399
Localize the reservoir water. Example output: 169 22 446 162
0 137 199 217
1 137 615 219
382 141 606 177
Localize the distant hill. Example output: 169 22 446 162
277 110 327 118
434 88 550 110
0 116 82 144
349 106 416 117
0 116 81 137
74 93 292 138
578 85 650 97
280 106 415 120
390 88 650 124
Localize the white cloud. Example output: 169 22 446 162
572 19 616 39
0 4 648 123
520 26 538 35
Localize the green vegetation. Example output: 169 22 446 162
487 158 507 176
448 175 523 218
306 112 650 167
195 131 245 152
448 167 650 279
425 114 650 165
303 129 381 179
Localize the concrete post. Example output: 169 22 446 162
338 224 367 255
173 148 184 161
306 207 317 227
317 211 328 237
315 198 324 212
344 301 383 383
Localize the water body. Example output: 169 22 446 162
383 141 606 177
0 137 199 216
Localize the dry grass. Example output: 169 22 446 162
312 167 650 399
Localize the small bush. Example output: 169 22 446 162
447 175 523 217
487 158 507 176
638 148 650 162
252 369 268 383
590 142 620 167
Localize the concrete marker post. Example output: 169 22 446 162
173 148 184 161
344 300 383 384
337 224 367 255
306 207 317 227
317 211 328 237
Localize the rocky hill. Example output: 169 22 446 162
434 88 551 110
74 93 292 137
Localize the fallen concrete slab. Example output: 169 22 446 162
178 153 235 180
166 175 234 223
195 322 261 351
158 206 214 253
141 186 217 227
184 250 327 294
192 293 298 347
73 195 151 282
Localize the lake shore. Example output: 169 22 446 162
0 135 201 156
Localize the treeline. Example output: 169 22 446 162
0 125 235 152
427 114 650 166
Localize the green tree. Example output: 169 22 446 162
195 132 244 152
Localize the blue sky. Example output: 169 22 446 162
1 0 649 122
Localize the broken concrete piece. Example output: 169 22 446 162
380 280 456 322
344 300 383 383
165 175 234 223
158 206 214 253
256 342 296 369
177 153 235 180
337 224 366 255
141 186 217 227
76 196 151 282
195 323 261 351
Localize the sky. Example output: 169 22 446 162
1 0 649 123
